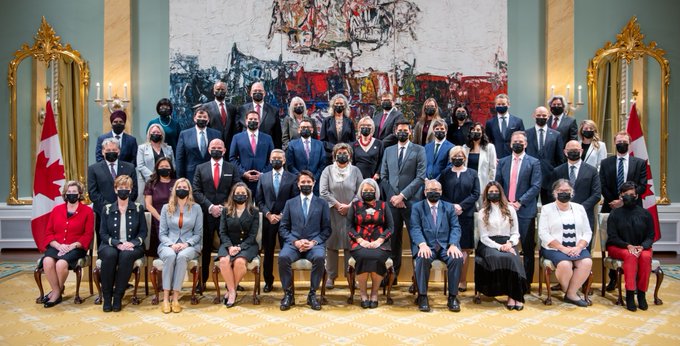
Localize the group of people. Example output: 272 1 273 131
39 84 656 314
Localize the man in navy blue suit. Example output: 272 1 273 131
285 118 326 195
95 110 138 164
278 170 332 311
237 82 283 149
495 131 542 284
175 106 221 181
410 180 464 312
485 94 525 159
229 110 274 192
424 119 455 179
525 106 565 204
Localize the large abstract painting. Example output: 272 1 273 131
169 0 507 129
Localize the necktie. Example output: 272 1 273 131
538 128 545 151
115 135 121 140
552 116 559 129
250 133 257 154
219 102 227 126
303 197 309 219
508 156 520 201
617 157 625 188
501 116 507 138
199 131 207 155
569 165 576 185
431 205 437 225
273 172 280 196
434 143 440 158
398 146 405 168
304 140 310 160
109 163 116 179
378 112 388 136
255 103 261 115
115 135 121 146
213 162 220 189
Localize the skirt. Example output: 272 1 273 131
351 247 391 276
474 236 529 302
540 247 591 264
459 216 475 249
44 246 87 269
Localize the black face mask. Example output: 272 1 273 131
622 194 637 207
360 127 371 136
333 105 345 114
471 132 482 140
511 143 524 154
293 106 305 115
396 131 409 143
556 192 572 203
233 194 248 204
487 192 501 203
299 184 313 195
158 106 172 117
252 92 264 102
157 168 171 177
616 142 629 154
424 107 436 116
117 189 131 200
426 191 441 203
550 106 564 115
247 121 259 131
496 106 508 114
271 159 283 170
195 119 208 128
581 130 595 139
535 118 548 127
65 193 79 204
434 131 446 141
455 112 467 121
112 123 125 135
175 189 190 199
214 90 226 100
566 150 581 161
362 191 376 202
336 154 349 164
210 150 224 159
105 152 119 163
300 128 312 138
452 158 465 167
381 101 392 111
150 134 163 143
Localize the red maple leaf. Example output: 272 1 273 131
34 151 65 200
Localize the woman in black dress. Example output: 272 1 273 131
321 94 356 158
143 157 177 257
446 103 473 146
352 116 384 180
439 146 479 291
217 182 259 307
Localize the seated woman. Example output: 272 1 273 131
217 183 259 308
144 157 177 258
158 178 203 313
41 180 94 308
347 178 393 308
538 179 593 307
98 175 147 312
475 181 528 310
606 181 656 311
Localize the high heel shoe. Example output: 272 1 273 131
161 300 172 314
171 301 182 313
226 292 237 308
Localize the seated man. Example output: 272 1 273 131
278 170 331 311
410 179 464 312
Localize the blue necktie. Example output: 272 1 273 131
303 197 309 219
617 157 625 189
273 172 280 197
199 131 207 156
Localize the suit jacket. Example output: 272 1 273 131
409 200 461 254
217 208 259 258
88 160 138 215
525 127 565 189
439 168 480 218
538 202 592 250
175 126 221 181
238 102 282 149
551 161 601 226
485 114 525 158
380 142 426 202
204 100 238 153
95 132 138 164
549 114 579 146
463 144 497 200
43 202 94 252
286 138 327 186
192 159 242 210
495 153 542 218
599 155 647 213
424 140 454 179
279 195 332 246
320 115 355 153
158 203 203 252
229 131 274 177
98 201 147 250
256 170 299 216
372 109 404 148
582 140 607 171
136 143 174 182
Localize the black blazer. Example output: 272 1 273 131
238 102 282 149
551 161 601 226
439 168 480 218
192 160 242 211
485 114 525 158
372 109 404 147
217 209 259 260
599 155 647 212
320 116 355 152
98 201 147 249
549 114 579 146
255 170 299 216
87 160 138 215
525 127 565 189
204 100 238 153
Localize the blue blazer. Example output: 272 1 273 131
279 195 332 246
424 140 454 179
525 127 565 189
256 170 299 216
285 138 327 185
409 200 461 254
95 132 138 164
495 154 542 218
485 114 525 159
229 131 274 176
175 127 221 181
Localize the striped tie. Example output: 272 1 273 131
617 157 625 188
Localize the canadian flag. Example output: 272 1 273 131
626 102 661 241
31 100 66 251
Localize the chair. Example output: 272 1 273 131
346 257 394 305
211 212 263 305
538 256 593 305
291 259 327 304
150 257 201 305
598 213 663 306
34 241 94 304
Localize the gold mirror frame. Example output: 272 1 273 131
7 17 90 205
586 16 670 204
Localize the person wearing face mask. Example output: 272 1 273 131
410 180 464 312
439 146 480 292
229 110 275 193
203 81 238 153
192 139 242 291
372 92 405 147
475 181 528 310
413 98 443 145
147 98 181 151
175 106 221 181
463 122 497 209
538 179 592 307
578 120 607 171
282 96 317 151
88 137 138 246
525 106 565 204
40 181 94 308
446 104 473 146
286 118 327 195
98 175 147 312
352 116 384 180
547 95 579 147
320 94 356 160
95 110 138 164
144 157 177 257
424 119 454 179
606 181 657 312
485 94 525 158
278 171 332 311
136 124 174 203
495 131 541 284
216 183 259 307
255 149 300 292
238 82 282 149
320 143 363 289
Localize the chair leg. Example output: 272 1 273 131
538 264 543 296
88 263 94 295
150 267 160 305
93 266 102 304
653 267 664 305
320 270 328 304
190 265 200 305
385 267 394 305
346 266 355 305
144 260 149 296
74 266 83 304
583 271 593 306
34 268 45 304
544 267 552 306
601 262 607 297
212 265 221 304
410 273 418 296
615 268 624 306
131 266 141 305
253 266 261 305
443 270 448 296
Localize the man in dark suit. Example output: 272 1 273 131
495 131 542 284
410 180 464 312
485 94 525 158
95 110 138 164
229 110 274 192
525 106 565 204
237 82 282 149
192 139 242 289
88 137 138 243
424 119 455 179
548 95 579 147
256 149 299 292
380 119 427 283
204 81 238 154
373 92 404 148
286 118 326 195
175 106 221 181
278 170 332 311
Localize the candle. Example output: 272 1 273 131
124 82 128 100
551 85 555 98
566 84 570 102
108 82 112 99
96 82 101 100
578 85 582 104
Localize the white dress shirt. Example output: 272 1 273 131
477 204 520 250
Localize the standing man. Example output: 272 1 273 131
229 110 274 193
424 119 454 179
373 92 404 148
95 110 138 164
495 131 542 284
485 94 525 159
547 95 579 147
380 119 427 285
525 106 565 204
238 82 282 149
175 106 221 181
286 118 327 195
204 81 238 154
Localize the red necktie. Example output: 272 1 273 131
213 162 220 189
508 156 520 201
219 102 227 126
551 116 559 129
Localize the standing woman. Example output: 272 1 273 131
217 183 259 308
439 146 480 292
282 96 317 150
578 119 607 171
320 143 363 289
321 94 356 158
143 157 177 257
146 98 181 151
464 122 497 208
446 104 473 146
352 116 384 180
137 124 174 202
98 175 147 312
158 178 203 313
413 98 443 145
41 181 94 308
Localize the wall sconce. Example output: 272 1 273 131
94 81 129 113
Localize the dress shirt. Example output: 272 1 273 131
497 113 509 130
534 124 548 149
247 129 259 145
510 152 525 179
478 204 520 250
568 160 582 181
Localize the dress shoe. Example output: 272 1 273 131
161 301 172 314
605 280 617 292
43 295 62 308
418 295 430 312
307 292 322 310
237 285 245 292
226 292 237 308
408 283 417 294
103 295 113 312
564 295 588 307
280 291 295 311
626 290 637 312
506 304 515 311
222 295 229 306
171 301 182 313
513 304 524 311
637 291 648 311
369 300 378 309
263 283 273 293
458 286 468 293
551 283 562 291
195 283 204 295
360 300 370 309
325 279 335 290
447 295 460 312
112 296 122 312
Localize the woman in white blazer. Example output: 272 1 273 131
578 120 607 171
463 122 497 208
538 179 592 307
137 124 174 201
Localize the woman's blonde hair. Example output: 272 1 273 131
114 175 133 189
167 178 194 215
61 180 85 201
578 119 601 149
146 123 166 143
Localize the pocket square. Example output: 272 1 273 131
223 173 232 177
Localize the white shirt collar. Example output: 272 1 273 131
427 200 439 209
512 152 526 160
300 193 312 202
535 124 548 131
272 167 284 175
398 141 410 151
497 113 509 118
617 152 630 160
247 129 259 137
211 158 223 166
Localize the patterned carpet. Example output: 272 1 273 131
0 268 679 345
660 265 680 281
